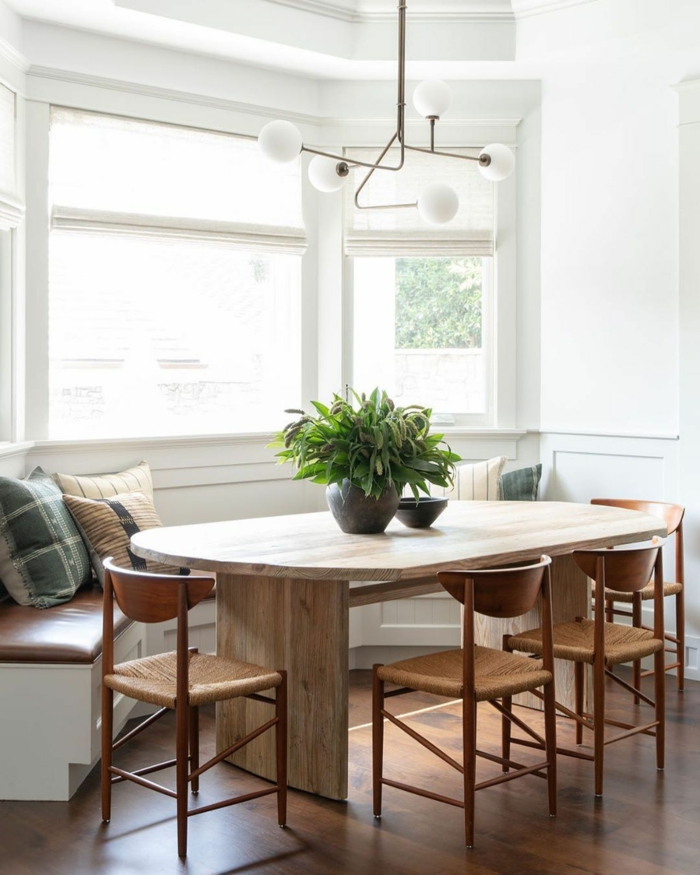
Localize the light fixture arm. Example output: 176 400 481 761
257 0 514 222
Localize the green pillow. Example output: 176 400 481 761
0 468 92 608
499 464 542 501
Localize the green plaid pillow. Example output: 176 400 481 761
499 464 542 501
0 468 91 609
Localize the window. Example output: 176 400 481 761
345 146 496 425
353 256 492 420
48 109 305 439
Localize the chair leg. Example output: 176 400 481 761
574 662 584 746
501 635 512 773
543 677 557 817
176 700 189 859
654 647 665 771
276 670 288 828
632 598 642 704
593 655 605 797
372 665 384 819
189 706 199 794
463 698 477 848
676 589 685 692
101 683 114 823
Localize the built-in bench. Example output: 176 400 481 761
0 584 216 801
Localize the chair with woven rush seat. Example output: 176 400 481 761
372 556 557 848
591 499 685 693
101 559 287 859
507 540 665 797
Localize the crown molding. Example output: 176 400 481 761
116 0 514 25
672 79 700 94
511 0 600 19
27 66 322 126
26 66 521 134
0 35 29 73
268 0 514 22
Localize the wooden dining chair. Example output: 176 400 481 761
101 559 287 859
372 556 557 848
591 499 685 693
507 541 665 797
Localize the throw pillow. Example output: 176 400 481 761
0 468 92 608
499 464 543 501
456 456 507 500
63 491 188 584
52 460 153 500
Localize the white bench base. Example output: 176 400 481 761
0 599 216 801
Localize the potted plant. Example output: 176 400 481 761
268 388 461 534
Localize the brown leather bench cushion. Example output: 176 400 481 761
0 584 133 664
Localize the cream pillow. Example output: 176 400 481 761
456 456 507 500
52 460 153 500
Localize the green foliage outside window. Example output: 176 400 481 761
394 257 483 349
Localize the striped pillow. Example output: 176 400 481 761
456 456 507 501
53 461 153 500
0 468 91 608
63 491 187 584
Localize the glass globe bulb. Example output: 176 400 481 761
308 156 349 193
258 120 302 164
417 183 459 225
413 79 453 119
478 143 515 182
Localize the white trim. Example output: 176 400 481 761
119 0 514 24
27 66 523 133
27 66 320 126
0 191 24 231
0 429 527 463
0 440 33 460
0 36 29 74
541 428 679 441
512 0 600 19
672 79 700 94
30 432 276 456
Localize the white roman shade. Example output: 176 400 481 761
49 108 307 255
0 82 23 230
344 147 494 257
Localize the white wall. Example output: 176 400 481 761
539 59 679 436
531 2 700 679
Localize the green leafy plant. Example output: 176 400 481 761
268 388 461 500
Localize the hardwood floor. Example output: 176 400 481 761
1 669 698 875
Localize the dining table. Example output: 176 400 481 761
131 500 666 800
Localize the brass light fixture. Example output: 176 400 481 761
258 1 515 225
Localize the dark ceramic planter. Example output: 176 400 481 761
326 480 400 534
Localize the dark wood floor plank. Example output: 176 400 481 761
0 669 698 874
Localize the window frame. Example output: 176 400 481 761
340 150 517 431
44 107 307 441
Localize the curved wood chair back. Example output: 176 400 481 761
572 541 664 595
591 498 684 537
103 558 215 624
439 556 552 618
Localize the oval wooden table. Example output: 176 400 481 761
131 500 666 801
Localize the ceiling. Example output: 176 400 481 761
4 0 597 77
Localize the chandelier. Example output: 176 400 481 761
257 1 515 225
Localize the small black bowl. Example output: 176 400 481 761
395 496 448 529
